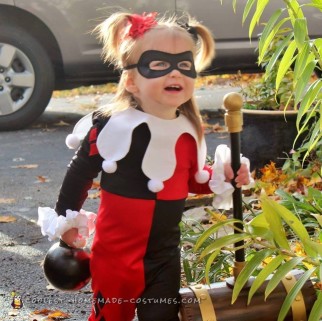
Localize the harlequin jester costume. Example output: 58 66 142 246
69 107 212 320
37 104 251 321
37 11 252 321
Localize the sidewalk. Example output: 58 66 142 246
46 85 239 115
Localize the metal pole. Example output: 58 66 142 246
223 93 245 279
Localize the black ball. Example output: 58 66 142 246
43 239 91 291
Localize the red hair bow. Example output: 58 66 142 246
126 12 158 39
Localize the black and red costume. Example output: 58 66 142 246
55 107 213 321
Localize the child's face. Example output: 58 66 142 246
125 29 196 119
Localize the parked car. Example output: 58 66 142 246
0 0 321 130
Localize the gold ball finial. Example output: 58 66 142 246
223 92 243 133
223 92 243 112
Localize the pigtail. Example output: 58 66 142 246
94 12 132 69
177 17 215 142
189 20 216 73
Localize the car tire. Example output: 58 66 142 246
0 25 55 131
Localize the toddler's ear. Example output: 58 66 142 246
125 72 139 94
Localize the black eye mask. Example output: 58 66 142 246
124 50 197 79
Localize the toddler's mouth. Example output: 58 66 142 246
165 85 183 92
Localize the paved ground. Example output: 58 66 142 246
0 85 237 321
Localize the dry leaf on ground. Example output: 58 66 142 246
0 198 15 204
11 164 39 169
203 122 225 134
30 308 70 320
91 181 100 190
0 215 17 223
37 176 49 183
87 191 100 199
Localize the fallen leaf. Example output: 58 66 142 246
48 311 70 319
31 309 70 320
87 191 100 199
0 198 15 204
210 211 228 223
37 176 49 183
202 122 225 134
0 215 17 223
11 164 38 169
314 282 322 290
91 181 100 190
212 123 224 132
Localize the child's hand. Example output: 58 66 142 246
224 163 250 188
61 228 86 248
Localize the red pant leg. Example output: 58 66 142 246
89 191 155 321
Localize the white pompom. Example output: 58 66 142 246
147 179 164 193
102 160 117 173
65 134 81 149
195 170 210 184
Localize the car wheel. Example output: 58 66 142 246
0 25 55 130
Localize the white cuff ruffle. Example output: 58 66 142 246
37 207 96 245
209 144 253 210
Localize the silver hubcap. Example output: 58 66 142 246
0 43 35 116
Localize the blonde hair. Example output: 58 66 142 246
94 12 215 141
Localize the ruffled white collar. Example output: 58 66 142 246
66 107 209 193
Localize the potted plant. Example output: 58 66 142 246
190 1 322 321
231 0 322 172
234 31 303 171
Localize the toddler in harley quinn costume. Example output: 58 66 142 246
38 12 251 321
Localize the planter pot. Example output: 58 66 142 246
241 109 301 171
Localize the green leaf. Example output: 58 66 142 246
261 197 290 250
249 0 269 39
242 0 257 25
194 218 241 251
265 33 293 75
200 233 248 259
306 239 322 257
308 290 322 321
311 213 322 227
294 58 317 106
297 79 322 127
248 213 268 228
308 187 322 204
306 3 322 11
278 268 317 321
314 38 322 58
258 18 289 64
265 257 304 299
300 118 322 161
248 214 274 242
205 249 220 284
258 9 284 57
259 8 283 41
183 259 193 283
232 0 237 13
287 0 305 24
294 42 310 80
294 18 308 49
263 197 317 258
247 255 285 305
231 249 273 304
276 40 297 91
